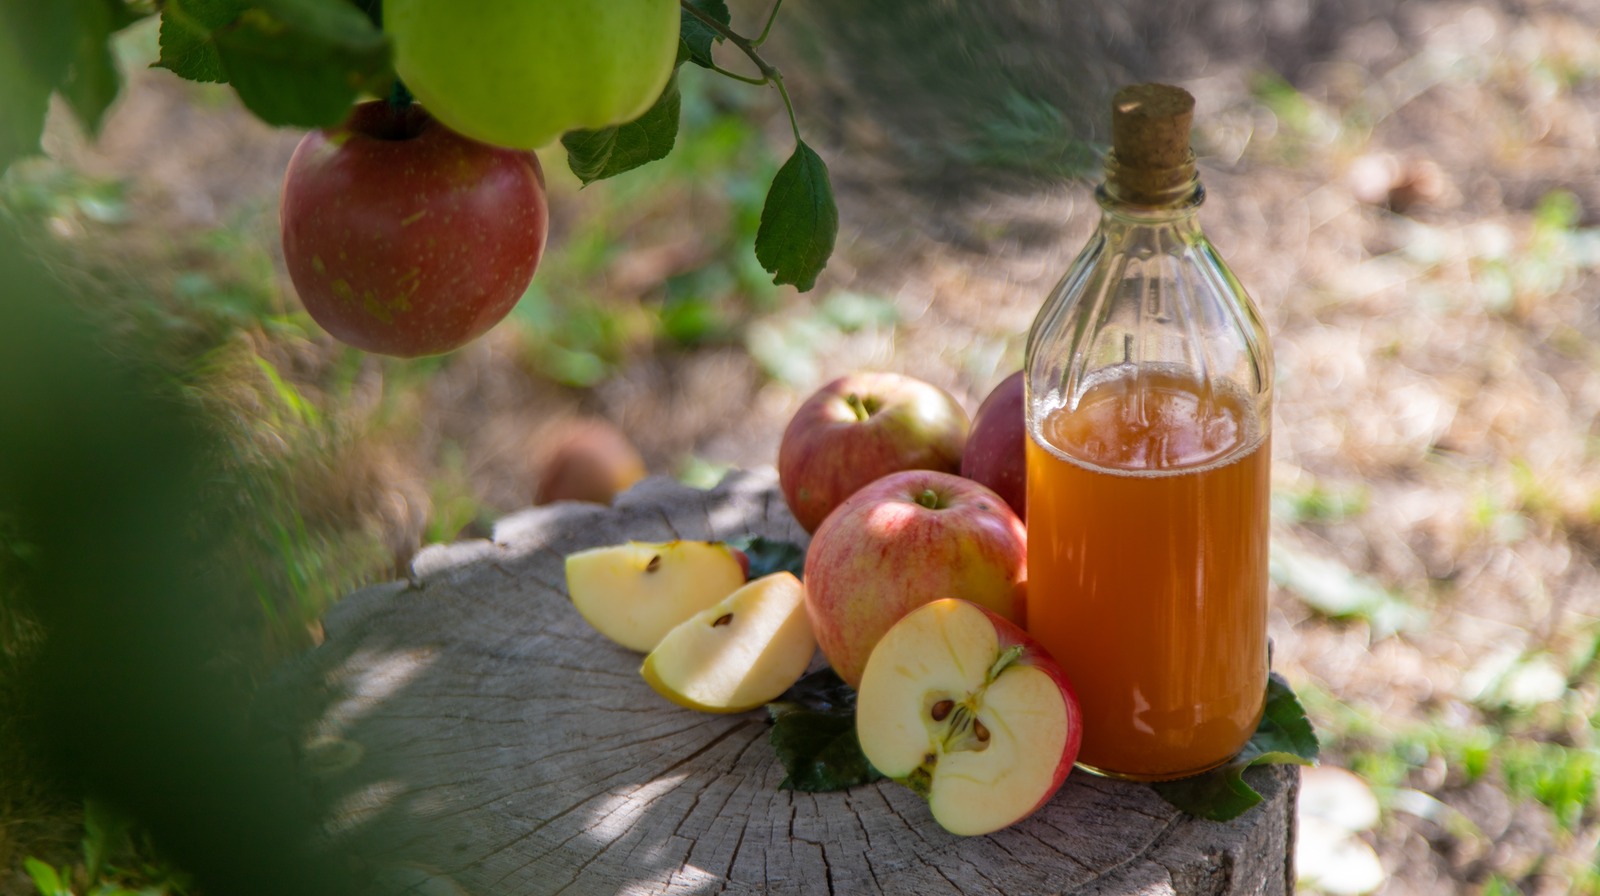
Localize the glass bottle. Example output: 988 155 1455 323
1023 84 1273 781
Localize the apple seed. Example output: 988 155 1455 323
646 554 662 573
712 613 734 627
933 701 993 755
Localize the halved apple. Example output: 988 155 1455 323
640 572 815 713
856 598 1082 836
564 540 748 652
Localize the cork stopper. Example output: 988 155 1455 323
1106 83 1198 205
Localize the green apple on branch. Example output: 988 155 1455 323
9 1 842 357
383 0 682 151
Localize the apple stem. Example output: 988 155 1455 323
846 393 873 422
753 0 785 47
677 0 804 145
387 79 414 110
679 1 779 81
915 489 945 510
986 645 1025 683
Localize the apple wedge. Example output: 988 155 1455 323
641 572 815 713
856 599 1082 836
564 540 748 652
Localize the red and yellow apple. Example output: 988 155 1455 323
564 540 748 652
280 101 548 357
641 572 815 713
960 370 1026 521
534 419 647 506
856 599 1081 836
778 371 969 533
802 469 1026 687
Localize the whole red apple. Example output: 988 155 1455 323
857 598 1081 836
280 101 548 358
802 469 1026 687
534 418 646 506
778 371 969 533
960 370 1026 520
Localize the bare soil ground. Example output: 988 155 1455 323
5 1 1600 893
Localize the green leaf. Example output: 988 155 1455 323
215 0 391 128
60 0 131 137
755 141 837 292
156 0 391 127
82 796 132 882
727 535 805 580
155 0 244 83
1152 674 1320 821
767 669 883 792
769 668 856 716
0 0 141 171
678 0 730 69
562 74 681 185
771 710 882 792
0 3 76 172
23 857 66 896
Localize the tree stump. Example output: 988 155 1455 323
277 470 1298 895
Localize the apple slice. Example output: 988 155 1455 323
856 598 1082 836
641 572 815 713
564 540 748 652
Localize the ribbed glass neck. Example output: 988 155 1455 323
1098 149 1204 214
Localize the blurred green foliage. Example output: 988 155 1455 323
513 69 783 387
0 213 361 894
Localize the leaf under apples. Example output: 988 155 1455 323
767 669 883 792
1152 673 1320 821
764 670 1320 825
727 535 806 580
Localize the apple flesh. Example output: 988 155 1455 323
778 371 969 533
564 540 747 652
856 599 1082 836
960 370 1026 521
280 101 548 357
385 0 680 150
803 469 1026 688
640 572 815 713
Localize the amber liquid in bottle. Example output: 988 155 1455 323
1024 84 1273 781
1026 368 1269 779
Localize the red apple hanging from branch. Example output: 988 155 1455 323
279 101 549 358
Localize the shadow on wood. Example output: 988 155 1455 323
265 472 1298 895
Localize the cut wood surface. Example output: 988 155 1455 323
277 470 1298 896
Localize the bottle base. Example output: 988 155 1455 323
1073 753 1236 783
